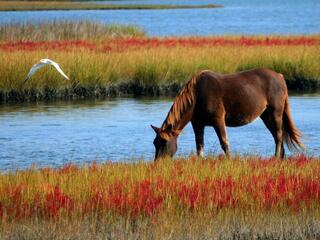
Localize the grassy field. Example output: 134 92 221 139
0 35 319 102
0 1 222 11
0 155 319 239
0 22 319 102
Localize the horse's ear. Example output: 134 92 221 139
151 125 160 134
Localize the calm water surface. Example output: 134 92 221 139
0 0 319 36
0 95 319 170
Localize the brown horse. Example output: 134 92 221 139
151 68 304 160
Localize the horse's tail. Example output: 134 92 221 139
282 97 305 151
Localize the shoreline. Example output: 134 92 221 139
1 82 320 103
0 2 223 11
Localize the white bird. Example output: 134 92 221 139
24 58 69 82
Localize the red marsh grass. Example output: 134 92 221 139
0 155 320 239
1 36 319 51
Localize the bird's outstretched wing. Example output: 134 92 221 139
47 59 70 80
24 62 46 82
24 59 69 82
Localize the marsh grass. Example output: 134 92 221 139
0 21 145 41
1 212 320 239
0 156 319 239
0 43 319 102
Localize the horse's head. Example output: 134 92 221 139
151 124 180 161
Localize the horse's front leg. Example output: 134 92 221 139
213 120 230 158
192 122 205 157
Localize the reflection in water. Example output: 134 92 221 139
0 95 319 170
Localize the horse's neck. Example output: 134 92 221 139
161 99 195 132
161 74 198 132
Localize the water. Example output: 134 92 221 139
0 95 319 170
0 0 319 36
0 0 319 170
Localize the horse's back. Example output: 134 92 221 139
196 68 287 101
194 68 287 126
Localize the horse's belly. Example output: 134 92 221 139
225 114 260 127
225 105 266 127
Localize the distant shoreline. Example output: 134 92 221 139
0 1 223 11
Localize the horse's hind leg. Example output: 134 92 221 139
260 107 285 158
213 120 230 158
192 122 205 157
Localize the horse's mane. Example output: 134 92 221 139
161 71 206 129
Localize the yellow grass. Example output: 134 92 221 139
1 45 319 88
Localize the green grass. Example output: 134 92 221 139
0 1 222 11
1 45 319 102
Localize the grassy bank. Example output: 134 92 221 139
0 21 146 41
0 35 319 102
0 155 320 239
0 1 222 11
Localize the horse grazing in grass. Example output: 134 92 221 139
151 68 304 160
